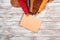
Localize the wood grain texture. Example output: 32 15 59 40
0 0 60 40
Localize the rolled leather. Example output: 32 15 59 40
38 0 49 12
26 0 30 13
10 0 20 8
30 0 34 13
26 0 30 8
31 0 43 14
18 0 29 15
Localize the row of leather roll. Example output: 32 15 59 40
11 0 49 15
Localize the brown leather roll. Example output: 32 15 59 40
10 0 20 8
31 0 43 14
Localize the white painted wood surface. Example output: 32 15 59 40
0 0 60 40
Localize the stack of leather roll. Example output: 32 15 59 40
11 0 49 15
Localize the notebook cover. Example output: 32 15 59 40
20 14 42 32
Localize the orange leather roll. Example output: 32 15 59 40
30 0 34 12
38 0 49 12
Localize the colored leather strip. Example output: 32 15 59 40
26 0 30 8
18 0 28 15
32 0 43 14
26 0 30 13
38 0 48 12
30 0 34 13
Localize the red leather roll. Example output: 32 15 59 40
18 0 28 15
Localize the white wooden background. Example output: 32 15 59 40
0 0 60 40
